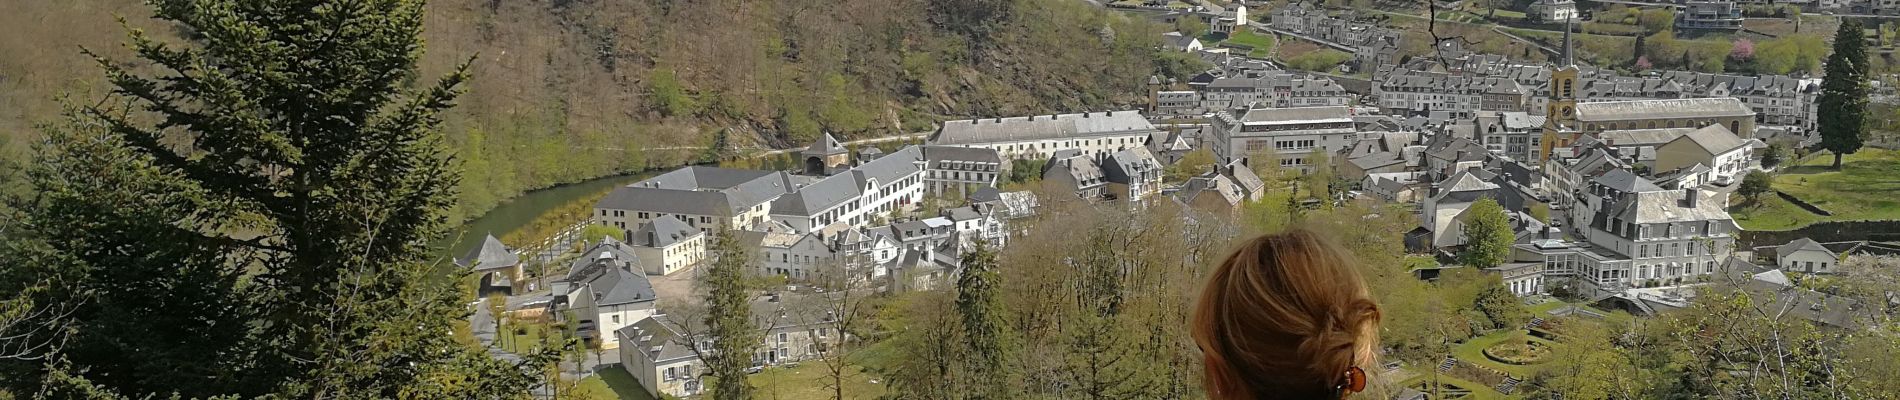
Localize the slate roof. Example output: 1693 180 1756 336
563 255 657 307
1574 98 1753 122
630 217 702 248
1592 169 1667 193
1237 106 1353 124
771 173 863 216
1775 238 1833 260
1611 189 1732 225
1179 174 1244 207
1671 124 1747 155
457 234 518 270
599 167 792 216
567 237 640 281
619 314 698 364
807 132 847 156
1225 160 1266 196
1599 128 1694 147
931 111 1157 145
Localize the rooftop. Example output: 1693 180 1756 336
930 111 1157 145
1574 98 1754 122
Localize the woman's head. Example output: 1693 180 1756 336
1192 229 1382 399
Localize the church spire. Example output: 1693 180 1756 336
1561 18 1574 67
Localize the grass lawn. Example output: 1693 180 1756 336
577 366 659 400
1527 300 1569 315
1452 330 1542 378
1759 149 1900 229
1731 191 1818 231
749 361 888 400
1221 30 1277 58
1397 372 1510 400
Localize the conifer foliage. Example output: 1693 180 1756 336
700 228 761 400
1818 19 1869 169
0 0 541 397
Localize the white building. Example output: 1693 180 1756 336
594 167 789 234
1774 238 1839 274
929 111 1161 161
1654 124 1751 185
554 239 659 347
1527 0 1579 23
1209 106 1359 172
627 217 705 276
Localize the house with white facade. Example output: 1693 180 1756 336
1654 124 1751 185
1774 238 1840 274
616 291 850 399
553 239 659 347
627 217 704 276
929 111 1161 161
594 167 791 234
616 315 703 399
1209 106 1359 172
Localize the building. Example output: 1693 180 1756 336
554 239 659 347
1176 173 1248 214
1209 106 1359 172
919 145 1007 198
1542 98 1756 163
1473 111 1545 163
1201 74 1353 110
456 234 522 289
1575 175 1737 289
1099 147 1165 203
1653 124 1751 185
616 292 850 399
1526 0 1579 23
1774 238 1840 274
627 217 705 276
595 167 790 233
750 227 836 280
1161 31 1204 52
1041 150 1110 202
803 133 851 176
616 315 703 398
1677 1 1744 31
929 111 1160 161
1418 170 1502 248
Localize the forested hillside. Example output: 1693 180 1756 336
0 0 1199 220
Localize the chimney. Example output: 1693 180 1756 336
1028 115 1036 121
1684 188 1699 208
994 117 1003 123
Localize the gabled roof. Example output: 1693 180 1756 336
1225 160 1266 195
1574 98 1754 122
1592 169 1666 193
457 234 518 270
630 217 702 248
598 167 793 216
618 315 696 363
1775 238 1833 259
1670 124 1748 155
931 111 1156 145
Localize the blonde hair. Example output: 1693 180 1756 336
1192 229 1382 399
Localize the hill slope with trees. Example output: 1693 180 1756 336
0 0 1200 220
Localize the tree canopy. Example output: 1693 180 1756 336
0 0 542 396
1819 19 1869 169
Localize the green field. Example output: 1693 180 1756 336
1452 330 1544 378
1222 30 1278 58
578 366 658 400
1734 149 1900 231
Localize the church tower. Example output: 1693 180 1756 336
1539 20 1582 164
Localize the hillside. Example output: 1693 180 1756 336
0 0 1196 220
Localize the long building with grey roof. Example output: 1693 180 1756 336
1210 106 1359 173
929 110 1160 161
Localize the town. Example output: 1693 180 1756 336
6 0 1900 398
452 1 1900 395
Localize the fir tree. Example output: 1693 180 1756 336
956 240 1016 399
1819 19 1869 170
0 0 542 396
701 228 760 400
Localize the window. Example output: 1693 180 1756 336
665 367 677 381
1638 265 1649 279
1671 243 1681 257
1687 241 1696 255
683 365 694 378
818 328 829 338
1805 261 1815 271
1639 245 1649 258
612 315 620 324
778 348 789 358
778 333 788 343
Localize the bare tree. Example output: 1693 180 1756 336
795 254 881 400
0 291 77 361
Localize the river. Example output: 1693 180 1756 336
437 171 659 261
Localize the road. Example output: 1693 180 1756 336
750 132 929 158
1585 0 1900 18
